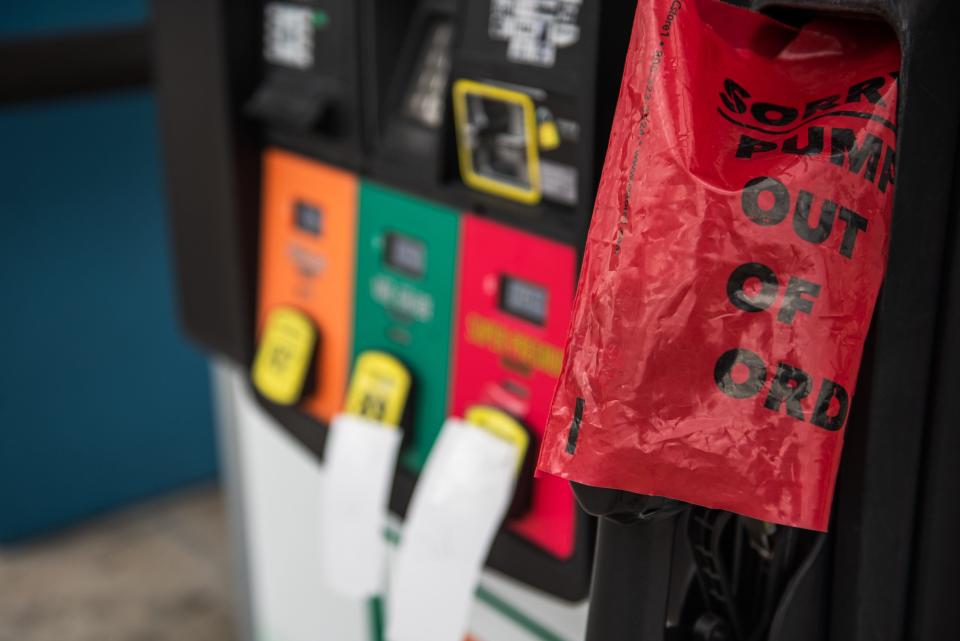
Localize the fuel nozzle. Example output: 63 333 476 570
464 405 535 518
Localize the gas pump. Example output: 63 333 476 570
436 0 637 600
164 0 637 631
156 0 664 637
156 0 960 638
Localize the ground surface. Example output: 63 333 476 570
0 486 234 641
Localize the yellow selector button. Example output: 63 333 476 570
538 120 561 151
464 405 530 472
344 351 412 428
252 306 317 406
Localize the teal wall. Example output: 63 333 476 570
0 3 218 541
0 0 147 38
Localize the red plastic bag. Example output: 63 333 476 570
537 0 900 531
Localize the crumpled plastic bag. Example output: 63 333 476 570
537 0 900 531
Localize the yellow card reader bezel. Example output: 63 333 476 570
453 79 542 206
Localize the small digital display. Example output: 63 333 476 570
294 201 323 235
500 276 548 326
385 233 426 278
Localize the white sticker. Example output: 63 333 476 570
264 3 315 69
540 160 578 205
386 419 520 641
489 0 583 67
320 413 402 598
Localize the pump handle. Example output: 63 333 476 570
585 514 678 641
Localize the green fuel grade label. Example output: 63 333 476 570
353 182 460 471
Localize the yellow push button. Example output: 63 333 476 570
252 306 317 406
464 405 530 471
344 351 412 428
538 120 561 151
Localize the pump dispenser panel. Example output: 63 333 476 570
353 182 460 472
160 0 960 636
451 214 577 558
256 148 357 423
244 0 636 601
194 0 638 605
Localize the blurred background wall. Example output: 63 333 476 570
0 0 145 37
0 0 217 543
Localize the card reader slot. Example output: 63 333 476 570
246 76 339 131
